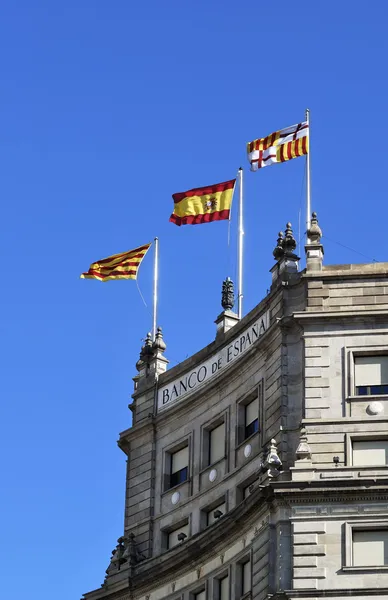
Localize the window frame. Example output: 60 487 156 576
345 433 388 467
163 437 191 492
201 413 227 470
214 571 230 600
206 500 227 527
343 520 388 571
162 519 190 551
236 381 264 446
170 447 189 488
189 585 207 600
237 475 257 504
236 552 252 599
208 422 226 466
200 495 227 530
347 347 388 399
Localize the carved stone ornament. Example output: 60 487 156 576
209 468 217 482
140 332 154 363
295 427 312 461
244 443 252 458
367 401 384 415
122 532 146 566
263 438 283 478
283 222 297 254
152 326 166 354
221 277 235 311
273 231 285 261
307 211 322 243
105 537 126 575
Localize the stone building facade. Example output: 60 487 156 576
83 215 388 600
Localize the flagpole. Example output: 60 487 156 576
238 167 244 320
306 108 311 241
152 237 159 341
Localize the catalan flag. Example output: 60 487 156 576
80 243 151 281
169 179 236 226
247 121 309 171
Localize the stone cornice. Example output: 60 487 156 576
283 587 388 598
117 418 154 454
302 261 388 279
293 309 388 322
271 478 388 503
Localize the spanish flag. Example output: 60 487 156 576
169 179 236 226
80 243 151 281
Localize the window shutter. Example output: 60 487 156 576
353 530 388 566
242 560 251 594
171 447 188 474
210 423 225 464
245 397 258 425
352 440 388 466
355 356 388 387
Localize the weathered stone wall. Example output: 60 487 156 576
83 258 388 600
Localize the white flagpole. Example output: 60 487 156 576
238 167 244 319
306 108 311 241
152 237 159 341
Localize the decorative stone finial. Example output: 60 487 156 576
273 231 285 261
295 427 312 461
221 277 235 311
140 332 153 361
105 538 125 575
283 222 297 254
262 438 283 478
152 327 166 354
307 212 322 243
122 532 146 566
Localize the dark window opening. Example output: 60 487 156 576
356 384 388 396
169 466 188 488
244 418 259 439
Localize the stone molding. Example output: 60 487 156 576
132 486 270 589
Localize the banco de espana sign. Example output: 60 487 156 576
157 310 270 411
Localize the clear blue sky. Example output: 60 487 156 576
1 1 386 598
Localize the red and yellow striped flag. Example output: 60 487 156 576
169 179 236 226
80 243 151 281
247 121 309 171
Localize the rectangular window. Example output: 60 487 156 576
170 446 188 488
245 397 259 439
219 575 229 600
167 523 189 550
354 356 388 396
243 484 251 500
209 423 225 465
353 529 388 566
352 439 388 466
194 591 206 600
207 502 227 526
242 560 251 595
